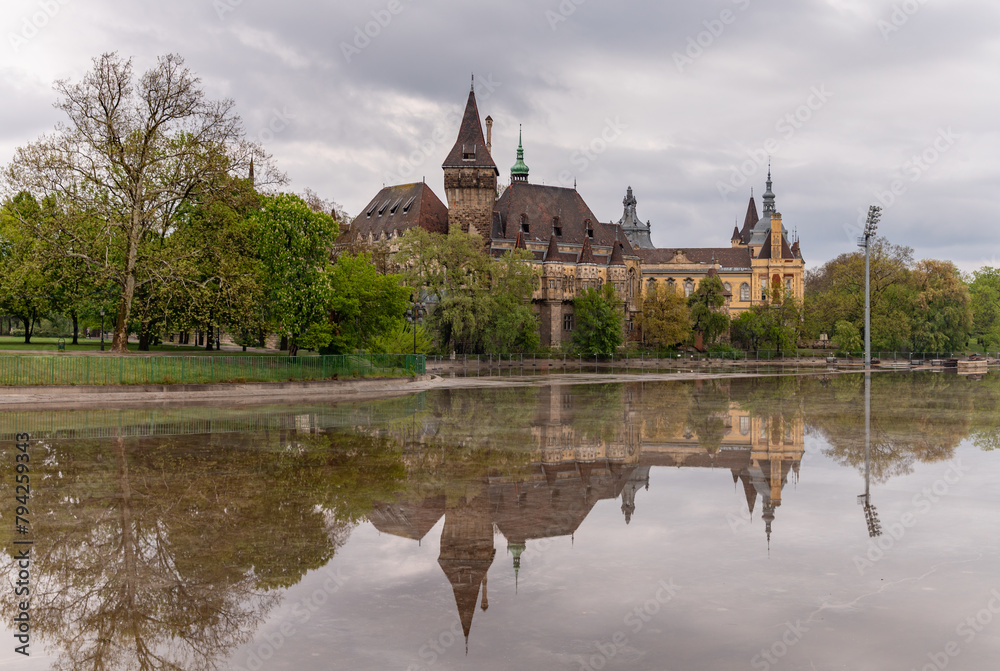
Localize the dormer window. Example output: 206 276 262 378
389 199 403 215
462 144 476 161
402 196 416 213
585 219 593 238
377 200 391 216
520 214 529 234
553 217 562 236
366 203 377 218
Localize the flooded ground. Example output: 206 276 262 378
2 371 999 670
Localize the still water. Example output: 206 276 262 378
2 371 999 670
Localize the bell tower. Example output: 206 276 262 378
442 78 499 236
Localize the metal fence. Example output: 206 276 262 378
0 353 425 386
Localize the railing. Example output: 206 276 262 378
0 353 425 386
423 351 997 370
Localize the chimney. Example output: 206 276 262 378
485 115 493 156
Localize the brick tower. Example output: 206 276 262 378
442 80 498 236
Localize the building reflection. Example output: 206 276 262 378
369 382 804 645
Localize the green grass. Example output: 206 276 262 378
0 353 425 385
0 336 291 355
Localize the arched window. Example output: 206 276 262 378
684 279 694 297
740 282 750 301
647 278 657 296
723 282 732 294
627 268 637 299
785 277 792 294
667 278 676 294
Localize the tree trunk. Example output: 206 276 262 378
112 225 141 353
22 316 33 345
138 322 152 351
258 329 266 348
204 324 214 350
71 310 79 345
279 335 288 351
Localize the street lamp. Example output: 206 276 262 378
857 205 882 368
99 308 105 352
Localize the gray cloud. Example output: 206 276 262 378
2 0 998 269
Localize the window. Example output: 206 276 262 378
785 277 792 294
740 282 750 301
462 144 476 160
739 416 750 435
684 279 694 297
585 219 594 238
377 200 391 216
520 214 529 234
548 279 556 289
647 278 657 296
667 278 676 294
723 282 732 294
366 203 377 218
563 314 575 331
402 196 416 213
553 217 562 236
389 199 402 214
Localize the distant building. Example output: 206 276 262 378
341 82 806 348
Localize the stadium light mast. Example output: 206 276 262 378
857 206 882 368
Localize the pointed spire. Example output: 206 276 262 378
510 125 529 182
578 235 596 264
470 72 474 92
762 161 776 215
442 84 498 172
609 240 625 267
513 229 527 250
248 156 255 185
544 233 560 261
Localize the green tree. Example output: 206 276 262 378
0 192 55 343
322 252 410 354
397 229 538 354
910 259 972 353
687 273 729 347
832 319 862 353
730 309 764 351
3 52 276 352
636 284 690 349
572 282 623 354
254 193 339 356
969 266 1000 349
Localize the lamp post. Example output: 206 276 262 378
99 308 105 352
857 205 882 368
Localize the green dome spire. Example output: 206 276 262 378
510 125 529 182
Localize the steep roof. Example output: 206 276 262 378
442 89 498 172
544 233 561 261
494 182 602 244
756 230 795 260
739 195 759 242
635 246 752 269
342 182 448 243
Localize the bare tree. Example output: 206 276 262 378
3 52 283 352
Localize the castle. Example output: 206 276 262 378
341 82 805 348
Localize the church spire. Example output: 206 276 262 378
510 125 529 182
762 161 776 215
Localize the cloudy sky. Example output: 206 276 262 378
2 0 998 270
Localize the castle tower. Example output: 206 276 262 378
442 81 499 236
616 186 654 249
510 126 529 183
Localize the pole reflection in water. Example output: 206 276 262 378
858 371 882 537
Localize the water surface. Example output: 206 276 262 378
2 371 999 670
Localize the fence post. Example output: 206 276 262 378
181 357 185 383
119 357 123 385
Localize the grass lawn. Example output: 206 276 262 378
0 336 291 355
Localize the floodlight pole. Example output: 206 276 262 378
858 206 881 369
